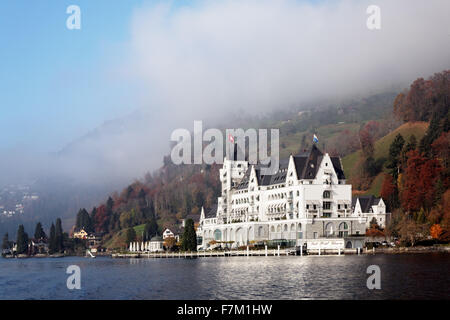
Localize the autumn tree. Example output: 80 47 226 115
432 132 450 170
430 224 443 240
380 174 400 211
359 125 375 159
164 236 177 252
401 150 442 213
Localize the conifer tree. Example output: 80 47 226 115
49 223 56 254
386 134 405 180
55 218 64 253
126 227 136 245
34 222 46 240
16 225 29 254
2 233 10 250
181 219 197 252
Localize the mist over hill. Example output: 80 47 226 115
1 0 449 237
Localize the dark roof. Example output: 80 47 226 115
259 169 287 186
151 235 163 241
294 144 323 179
235 145 345 188
205 205 217 219
353 195 380 212
330 157 345 180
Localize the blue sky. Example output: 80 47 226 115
1 0 325 152
0 0 149 151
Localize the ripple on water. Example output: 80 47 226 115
0 254 449 299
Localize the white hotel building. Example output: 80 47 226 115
197 144 389 250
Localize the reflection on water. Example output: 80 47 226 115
0 253 449 300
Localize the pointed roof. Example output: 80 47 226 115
234 144 346 188
330 157 346 180
293 144 324 179
352 195 381 213
205 205 218 219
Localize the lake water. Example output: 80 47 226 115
0 253 449 300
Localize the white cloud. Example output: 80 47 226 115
125 0 450 123
1 0 449 187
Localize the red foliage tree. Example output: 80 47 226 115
401 150 442 212
380 174 398 210
359 125 374 158
94 204 108 233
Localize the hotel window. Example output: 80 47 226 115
323 202 331 210
323 191 331 199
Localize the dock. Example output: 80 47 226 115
111 247 364 259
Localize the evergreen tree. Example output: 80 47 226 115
386 134 405 179
144 215 159 241
419 106 449 156
104 197 114 233
16 225 29 254
126 227 136 245
76 208 93 233
106 197 114 212
181 219 197 252
34 222 47 240
49 223 56 254
138 189 148 209
55 218 64 253
2 233 10 250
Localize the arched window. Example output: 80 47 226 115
339 222 349 237
325 222 334 237
323 191 331 199
270 226 275 232
284 224 288 232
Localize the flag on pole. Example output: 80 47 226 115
229 133 235 144
313 134 319 144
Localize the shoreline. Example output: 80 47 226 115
112 245 450 259
2 245 448 259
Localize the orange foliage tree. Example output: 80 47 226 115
430 224 443 240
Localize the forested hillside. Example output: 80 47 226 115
72 70 449 249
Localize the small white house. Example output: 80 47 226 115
352 196 390 228
162 228 175 239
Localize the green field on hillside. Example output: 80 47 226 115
342 122 428 194
103 223 146 249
